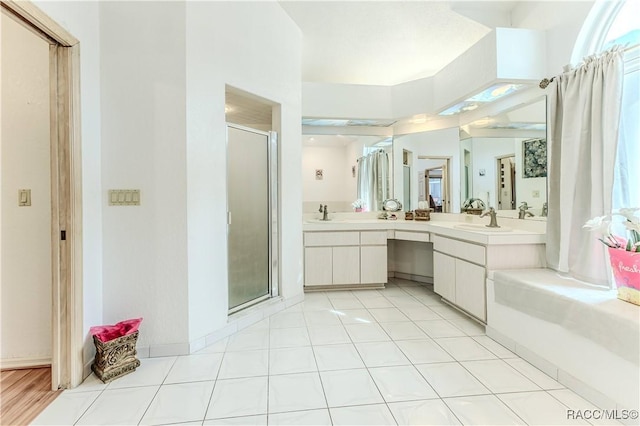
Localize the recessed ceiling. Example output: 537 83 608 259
279 1 501 86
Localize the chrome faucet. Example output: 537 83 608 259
321 204 329 221
518 202 535 219
541 202 548 217
480 207 500 228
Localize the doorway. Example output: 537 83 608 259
418 157 451 213
0 1 83 390
226 124 278 313
497 156 516 210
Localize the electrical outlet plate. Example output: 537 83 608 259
18 189 31 206
109 189 140 206
532 190 541 198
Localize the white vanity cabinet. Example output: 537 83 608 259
304 231 387 288
432 235 487 321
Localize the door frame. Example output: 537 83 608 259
496 154 516 210
225 123 279 314
1 0 84 390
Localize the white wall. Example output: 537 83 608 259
394 128 461 213
471 138 516 209
185 1 303 344
100 2 189 352
302 145 351 209
1 12 52 364
33 0 104 369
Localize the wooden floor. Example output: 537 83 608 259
0 367 61 425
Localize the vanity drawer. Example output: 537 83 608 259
304 231 360 247
432 235 485 265
360 231 387 245
394 231 430 243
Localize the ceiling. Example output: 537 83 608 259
279 1 521 86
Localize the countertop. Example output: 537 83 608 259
302 215 546 245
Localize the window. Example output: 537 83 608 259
574 0 640 210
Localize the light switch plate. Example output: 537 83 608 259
18 189 31 206
108 189 140 206
532 190 540 198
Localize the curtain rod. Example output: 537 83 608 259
539 43 638 89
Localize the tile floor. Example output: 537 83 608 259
32 279 618 425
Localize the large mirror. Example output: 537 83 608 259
460 97 547 218
302 132 393 213
392 96 547 217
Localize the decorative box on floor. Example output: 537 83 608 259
90 318 143 383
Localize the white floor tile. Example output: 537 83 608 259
504 358 564 390
498 391 590 425
369 365 438 402
388 399 462 425
326 291 356 300
461 359 540 393
206 377 268 419
204 415 267 425
269 311 306 329
415 362 490 398
397 306 442 321
301 298 334 311
304 310 343 326
353 289 384 299
245 318 270 331
140 381 214 425
369 307 410 322
338 309 376 324
218 350 268 379
472 335 517 359
414 294 446 306
444 394 525 425
548 389 623 426
268 372 327 413
31 390 101 425
320 369 384 407
64 373 108 393
330 404 397 425
307 325 352 345
448 317 486 336
269 346 317 375
360 297 396 308
344 323 391 342
428 305 468 319
165 353 223 384
76 386 159 425
395 339 454 364
197 337 229 354
355 341 411 367
330 298 365 309
107 357 176 389
434 337 497 361
386 296 424 308
415 320 466 338
270 327 311 348
380 322 428 340
267 408 332 425
226 329 270 352
313 343 366 371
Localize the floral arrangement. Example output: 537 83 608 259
352 199 364 209
584 208 640 252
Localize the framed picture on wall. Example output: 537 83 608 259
523 138 547 178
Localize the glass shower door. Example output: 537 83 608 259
227 125 271 312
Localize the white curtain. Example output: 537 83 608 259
357 150 389 211
546 48 624 286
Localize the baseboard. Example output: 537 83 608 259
0 356 51 370
389 271 433 284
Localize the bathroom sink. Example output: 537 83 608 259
453 223 512 232
305 219 347 223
